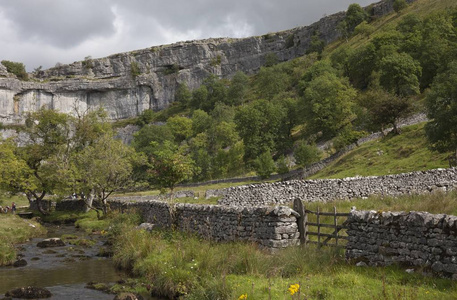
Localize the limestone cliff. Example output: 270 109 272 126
0 0 410 124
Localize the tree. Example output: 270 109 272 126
345 3 368 33
256 66 290 100
167 115 193 143
359 88 412 134
175 83 192 107
393 0 408 13
294 141 321 168
190 85 208 110
379 52 422 97
0 141 36 197
132 124 174 156
234 99 287 161
73 134 141 217
254 150 276 179
425 61 457 162
147 141 195 195
16 108 72 214
191 109 211 135
227 71 249 106
302 72 356 138
354 21 374 38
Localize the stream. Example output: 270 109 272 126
0 224 158 300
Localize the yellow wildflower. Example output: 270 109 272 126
238 293 248 300
288 283 300 296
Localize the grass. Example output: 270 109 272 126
310 123 451 179
0 214 46 266
111 217 457 300
0 193 29 208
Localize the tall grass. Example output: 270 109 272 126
112 220 457 299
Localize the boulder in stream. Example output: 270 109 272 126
13 259 27 267
5 286 52 298
37 238 65 248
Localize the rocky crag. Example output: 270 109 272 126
0 0 411 124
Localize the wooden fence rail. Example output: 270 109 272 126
293 198 350 248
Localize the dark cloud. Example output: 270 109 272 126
0 0 375 70
0 0 116 48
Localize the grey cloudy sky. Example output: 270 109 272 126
0 0 375 71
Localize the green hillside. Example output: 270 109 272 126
310 123 451 179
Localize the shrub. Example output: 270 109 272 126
131 61 141 77
254 150 276 179
393 0 408 12
294 141 321 167
1 60 28 81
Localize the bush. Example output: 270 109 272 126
393 0 408 12
254 150 276 179
131 61 141 77
1 60 28 81
294 141 321 167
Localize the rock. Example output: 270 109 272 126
356 261 368 267
114 292 144 300
37 238 65 248
5 286 52 299
136 223 155 232
405 269 415 274
13 259 27 267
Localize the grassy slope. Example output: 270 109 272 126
0 214 45 265
310 123 451 179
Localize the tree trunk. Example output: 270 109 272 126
29 191 49 215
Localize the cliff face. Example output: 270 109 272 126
0 0 408 124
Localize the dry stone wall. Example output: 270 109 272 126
217 168 457 206
345 210 457 277
108 198 299 249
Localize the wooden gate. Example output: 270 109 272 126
293 198 350 247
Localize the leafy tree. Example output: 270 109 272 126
345 3 368 33
302 72 356 138
200 74 227 112
359 88 412 134
347 43 377 89
190 85 208 110
210 102 236 123
227 71 249 106
393 0 408 13
136 109 155 127
175 83 192 107
256 66 290 100
306 31 326 55
379 52 422 97
234 99 287 161
73 133 141 217
264 53 279 67
147 141 195 195
132 124 174 156
0 141 35 197
167 115 193 143
418 12 456 89
191 109 211 135
16 109 72 214
294 141 321 168
425 61 457 161
354 21 374 38
254 150 276 179
276 155 290 175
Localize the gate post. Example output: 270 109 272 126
293 198 307 246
